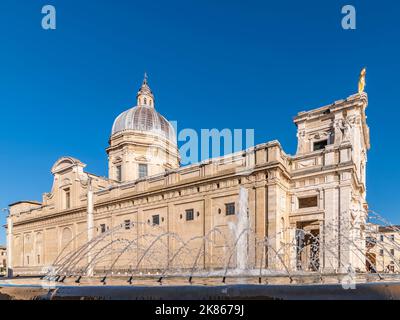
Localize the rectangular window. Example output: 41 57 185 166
390 234 395 241
124 220 131 230
379 249 384 256
65 188 71 209
186 209 194 221
225 203 235 216
37 255 40 264
298 196 318 209
116 165 122 182
139 164 148 178
380 235 385 242
366 237 376 246
313 139 328 151
390 249 395 256
152 215 160 226
100 224 106 233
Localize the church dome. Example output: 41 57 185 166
111 106 176 142
111 74 177 143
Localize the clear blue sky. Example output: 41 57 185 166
0 0 399 244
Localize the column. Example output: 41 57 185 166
6 214 13 278
254 185 266 270
87 177 94 277
203 195 212 268
323 184 340 272
266 183 278 269
339 182 352 273
288 225 297 272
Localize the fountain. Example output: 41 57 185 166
2 205 400 300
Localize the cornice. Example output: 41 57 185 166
294 92 368 124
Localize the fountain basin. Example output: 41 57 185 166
1 275 400 300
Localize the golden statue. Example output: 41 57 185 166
358 67 366 94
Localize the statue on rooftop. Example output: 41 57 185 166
358 68 366 94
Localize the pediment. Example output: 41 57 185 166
51 156 86 174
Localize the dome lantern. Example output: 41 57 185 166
136 73 155 108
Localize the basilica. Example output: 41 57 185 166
5 75 371 276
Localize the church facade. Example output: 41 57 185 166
5 77 371 276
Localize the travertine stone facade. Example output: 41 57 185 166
5 78 371 275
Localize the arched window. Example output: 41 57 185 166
64 188 71 209
114 158 122 182
139 163 148 178
116 165 122 181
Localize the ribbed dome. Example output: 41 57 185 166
111 105 177 143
